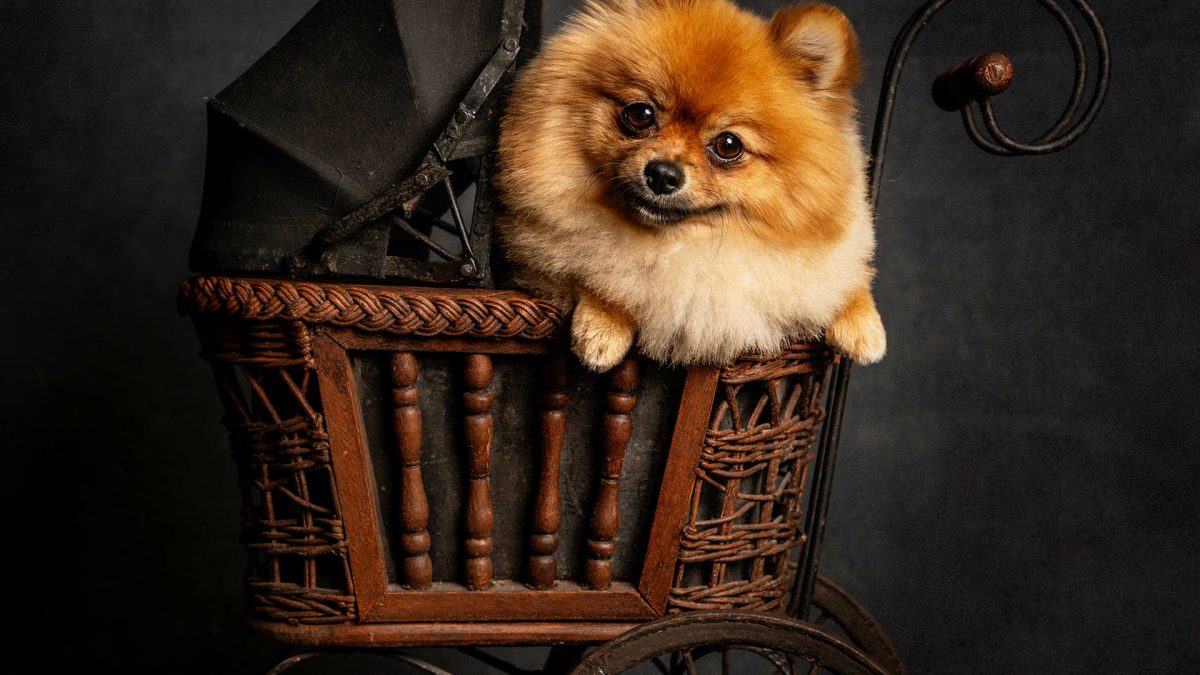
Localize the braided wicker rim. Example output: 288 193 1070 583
179 276 566 340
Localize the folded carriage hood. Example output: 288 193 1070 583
190 0 539 279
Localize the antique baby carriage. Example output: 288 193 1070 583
180 0 1107 671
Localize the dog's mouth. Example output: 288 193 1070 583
621 191 724 227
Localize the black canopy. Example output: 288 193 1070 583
191 0 540 285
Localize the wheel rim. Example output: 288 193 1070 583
571 610 889 675
808 576 906 675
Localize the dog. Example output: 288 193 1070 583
496 0 885 371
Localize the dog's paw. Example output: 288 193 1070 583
826 290 887 364
571 299 635 372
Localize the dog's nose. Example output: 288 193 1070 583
644 160 684 195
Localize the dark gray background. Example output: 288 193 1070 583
3 0 1197 672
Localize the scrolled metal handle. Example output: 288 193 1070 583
869 0 1110 205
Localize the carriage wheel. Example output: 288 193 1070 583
569 610 889 675
809 576 906 675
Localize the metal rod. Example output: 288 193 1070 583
789 357 851 616
390 215 459 262
444 176 479 276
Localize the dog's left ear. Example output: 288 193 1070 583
769 3 861 96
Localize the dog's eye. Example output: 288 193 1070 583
620 102 656 133
711 132 744 162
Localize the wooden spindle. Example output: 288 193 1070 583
462 354 495 590
391 352 432 590
528 353 570 589
585 358 639 590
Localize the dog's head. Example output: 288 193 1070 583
501 0 866 245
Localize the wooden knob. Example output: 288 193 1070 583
932 52 1014 111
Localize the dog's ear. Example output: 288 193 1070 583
769 3 861 96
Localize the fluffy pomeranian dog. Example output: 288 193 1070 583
497 0 885 371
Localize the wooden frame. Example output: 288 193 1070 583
248 618 641 647
312 328 719 624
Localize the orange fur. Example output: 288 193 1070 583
497 0 885 370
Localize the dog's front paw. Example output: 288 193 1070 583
826 288 887 364
571 295 635 372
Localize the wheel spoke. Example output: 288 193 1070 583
264 651 326 675
384 653 455 675
743 647 795 674
681 649 698 675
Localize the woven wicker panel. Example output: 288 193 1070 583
198 319 356 625
668 345 833 613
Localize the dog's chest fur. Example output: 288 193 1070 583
502 198 874 365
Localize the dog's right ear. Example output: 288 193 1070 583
769 3 861 97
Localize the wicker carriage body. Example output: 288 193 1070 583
180 275 843 648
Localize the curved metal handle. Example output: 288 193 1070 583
868 0 1111 206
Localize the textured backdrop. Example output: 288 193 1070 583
2 0 1197 672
